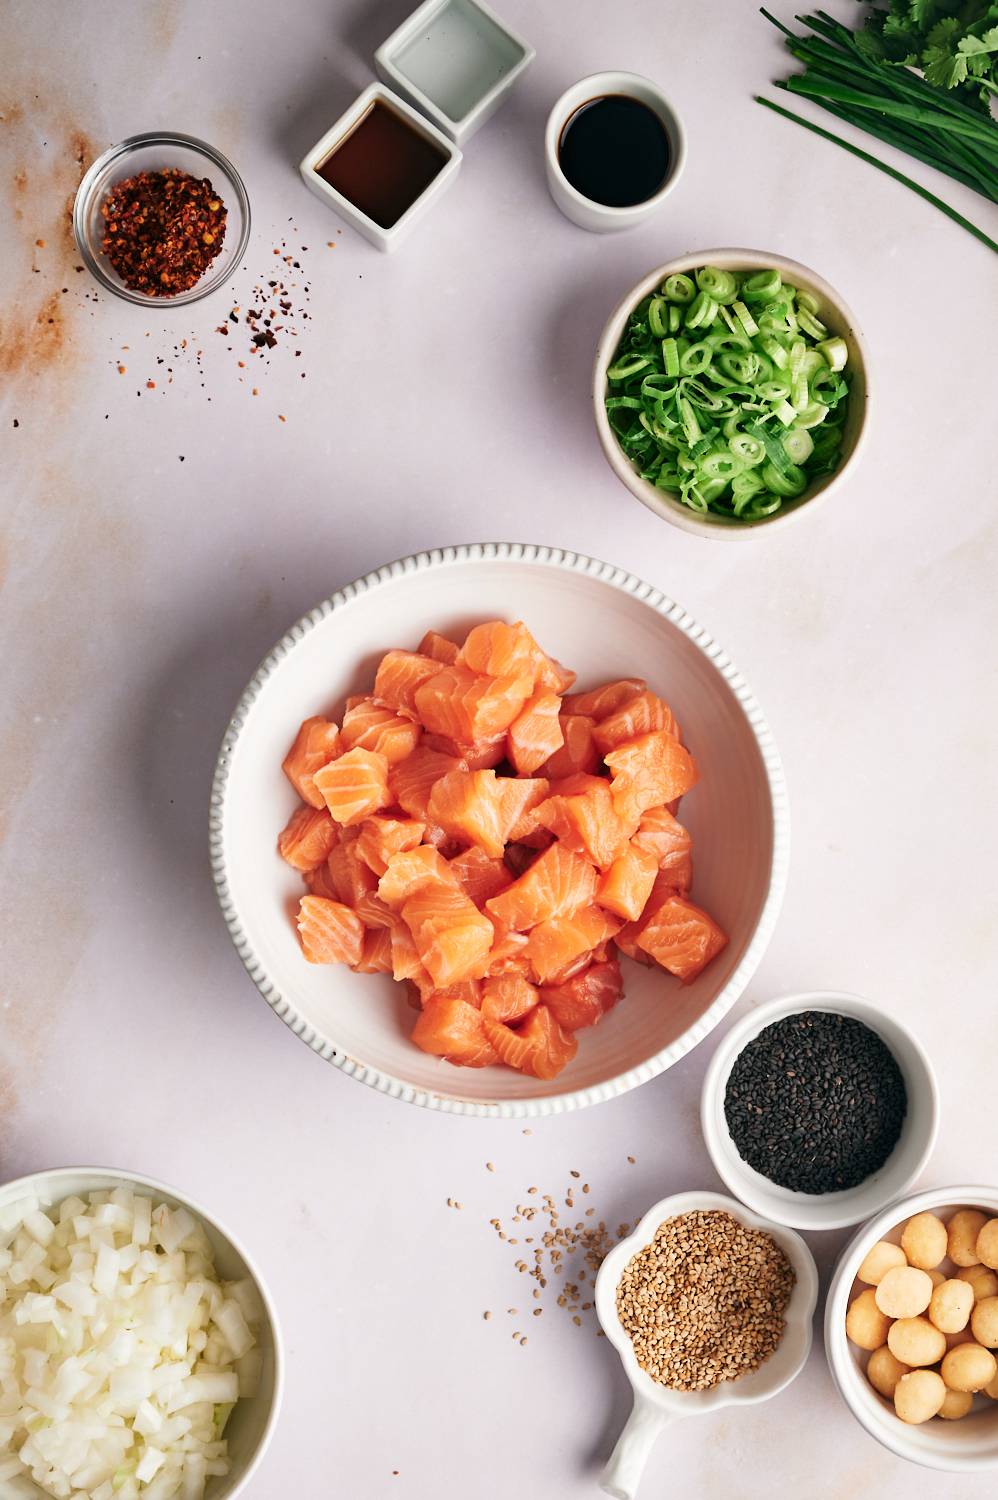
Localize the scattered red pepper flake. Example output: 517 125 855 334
117 364 127 374
35 237 46 248
146 380 156 389
278 413 286 422
100 168 227 296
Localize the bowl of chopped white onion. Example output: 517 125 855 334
0 1166 282 1500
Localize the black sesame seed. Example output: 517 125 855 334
723 1011 907 1194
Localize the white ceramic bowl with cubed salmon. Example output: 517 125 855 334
210 543 788 1115
826 1186 998 1471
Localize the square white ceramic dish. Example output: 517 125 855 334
374 0 534 145
298 83 461 252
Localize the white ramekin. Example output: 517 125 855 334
826 1184 998 1471
700 991 939 1230
544 72 686 232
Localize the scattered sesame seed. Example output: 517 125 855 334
486 1162 495 1172
483 1311 491 1320
627 1156 636 1165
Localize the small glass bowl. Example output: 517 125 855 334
73 131 251 306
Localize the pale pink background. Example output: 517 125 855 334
2 2 996 1497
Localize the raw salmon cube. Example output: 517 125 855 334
422 731 507 770
525 905 623 984
418 630 460 665
388 918 434 991
449 846 513 907
497 777 551 844
352 926 394 974
633 806 693 894
304 860 341 900
457 620 543 680
427 769 508 859
390 745 467 820
340 697 421 764
596 843 659 921
278 805 339 871
377 846 458 909
536 781 632 869
541 958 623 1031
563 678 645 720
415 665 532 743
401 884 495 987
541 714 601 779
636 895 728 982
373 650 442 717
412 997 499 1068
481 972 539 1023
482 1002 577 1079
486 842 597 932
354 816 425 876
486 925 531 975
296 896 364 965
314 748 391 826
534 654 577 694
604 731 698 825
327 838 379 905
282 717 341 808
354 891 395 929
507 692 565 776
593 691 681 754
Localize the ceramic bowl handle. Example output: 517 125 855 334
600 1394 667 1500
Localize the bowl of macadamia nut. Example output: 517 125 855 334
826 1186 998 1471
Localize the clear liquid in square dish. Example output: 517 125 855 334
393 0 525 123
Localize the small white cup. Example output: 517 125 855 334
544 71 686 233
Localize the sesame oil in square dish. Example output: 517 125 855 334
316 98 449 229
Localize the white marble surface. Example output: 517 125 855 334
2 0 997 1495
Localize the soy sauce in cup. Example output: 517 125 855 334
558 95 671 208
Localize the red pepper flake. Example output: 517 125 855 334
278 413 286 422
35 238 46 248
146 380 156 389
117 364 127 374
99 168 228 296
251 387 259 396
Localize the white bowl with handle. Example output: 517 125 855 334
595 1190 818 1499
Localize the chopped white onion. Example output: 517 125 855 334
0 1189 262 1498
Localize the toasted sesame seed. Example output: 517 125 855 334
486 1162 495 1172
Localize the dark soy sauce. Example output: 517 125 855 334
317 100 448 228
558 95 671 208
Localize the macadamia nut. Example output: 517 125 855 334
928 1279 974 1334
857 1241 907 1286
894 1369 946 1424
876 1266 932 1319
901 1212 948 1270
888 1316 947 1367
971 1296 998 1349
937 1387 973 1420
976 1219 998 1271
957 1264 998 1301
941 1342 997 1393
927 1269 946 1288
985 1369 998 1400
847 1289 892 1351
867 1344 909 1399
948 1209 988 1267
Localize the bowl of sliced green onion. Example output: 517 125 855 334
594 250 869 536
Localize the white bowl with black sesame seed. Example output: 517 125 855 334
700 991 939 1232
594 1190 818 1500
